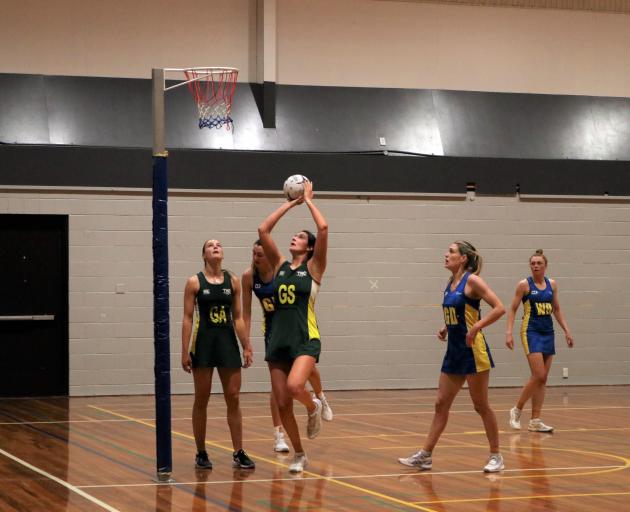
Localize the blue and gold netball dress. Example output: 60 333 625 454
520 276 555 355
253 270 275 347
441 272 494 374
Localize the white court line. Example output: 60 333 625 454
3 405 630 426
76 464 623 489
27 388 630 410
0 418 150 426
0 447 120 512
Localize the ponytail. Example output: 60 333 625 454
454 240 483 275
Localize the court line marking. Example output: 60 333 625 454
80 402 630 413
500 446 630 480
5 405 627 426
76 393 628 411
89 405 438 512
4 418 630 445
61 389 630 408
399 437 630 482
414 491 630 505
0 447 120 512
75 465 624 489
331 415 630 484
88 401 535 411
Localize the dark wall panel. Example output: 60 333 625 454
275 86 441 154
1 146 152 188
1 73 629 162
2 145 628 196
46 76 152 147
0 74 50 144
434 90 630 160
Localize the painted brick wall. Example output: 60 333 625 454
2 189 628 395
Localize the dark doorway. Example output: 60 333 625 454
0 214 69 396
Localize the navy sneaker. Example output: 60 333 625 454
232 449 255 469
195 450 213 469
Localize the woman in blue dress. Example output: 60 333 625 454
398 241 506 473
506 249 574 433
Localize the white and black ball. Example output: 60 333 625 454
283 174 308 200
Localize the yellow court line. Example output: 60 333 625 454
414 491 630 505
367 426 630 448
88 405 438 512
75 465 623 489
431 438 630 481
375 432 630 482
500 446 630 481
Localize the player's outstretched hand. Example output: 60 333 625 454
303 179 314 202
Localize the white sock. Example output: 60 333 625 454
274 426 281 435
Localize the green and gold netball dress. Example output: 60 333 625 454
190 270 242 368
265 261 321 362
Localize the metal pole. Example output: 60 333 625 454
151 68 172 482
153 68 166 157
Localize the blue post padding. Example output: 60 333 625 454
152 155 172 474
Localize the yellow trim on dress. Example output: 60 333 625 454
520 301 531 355
307 281 320 340
191 302 200 355
465 304 491 372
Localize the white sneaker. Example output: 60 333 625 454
398 450 432 470
509 407 522 430
273 431 290 452
483 453 505 473
307 398 322 439
288 452 308 473
320 394 333 422
528 419 554 433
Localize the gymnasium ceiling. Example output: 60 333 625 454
378 0 630 14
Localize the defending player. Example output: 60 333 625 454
398 241 506 473
506 249 574 432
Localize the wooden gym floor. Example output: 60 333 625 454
1 386 629 511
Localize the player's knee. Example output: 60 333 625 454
224 391 240 410
287 381 304 399
276 396 292 413
434 396 450 413
193 392 210 410
472 401 490 415
533 373 547 385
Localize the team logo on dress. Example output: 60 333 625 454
279 271 285 276
297 270 307 277
254 283 261 289
531 290 538 295
202 289 210 295
222 289 231 295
